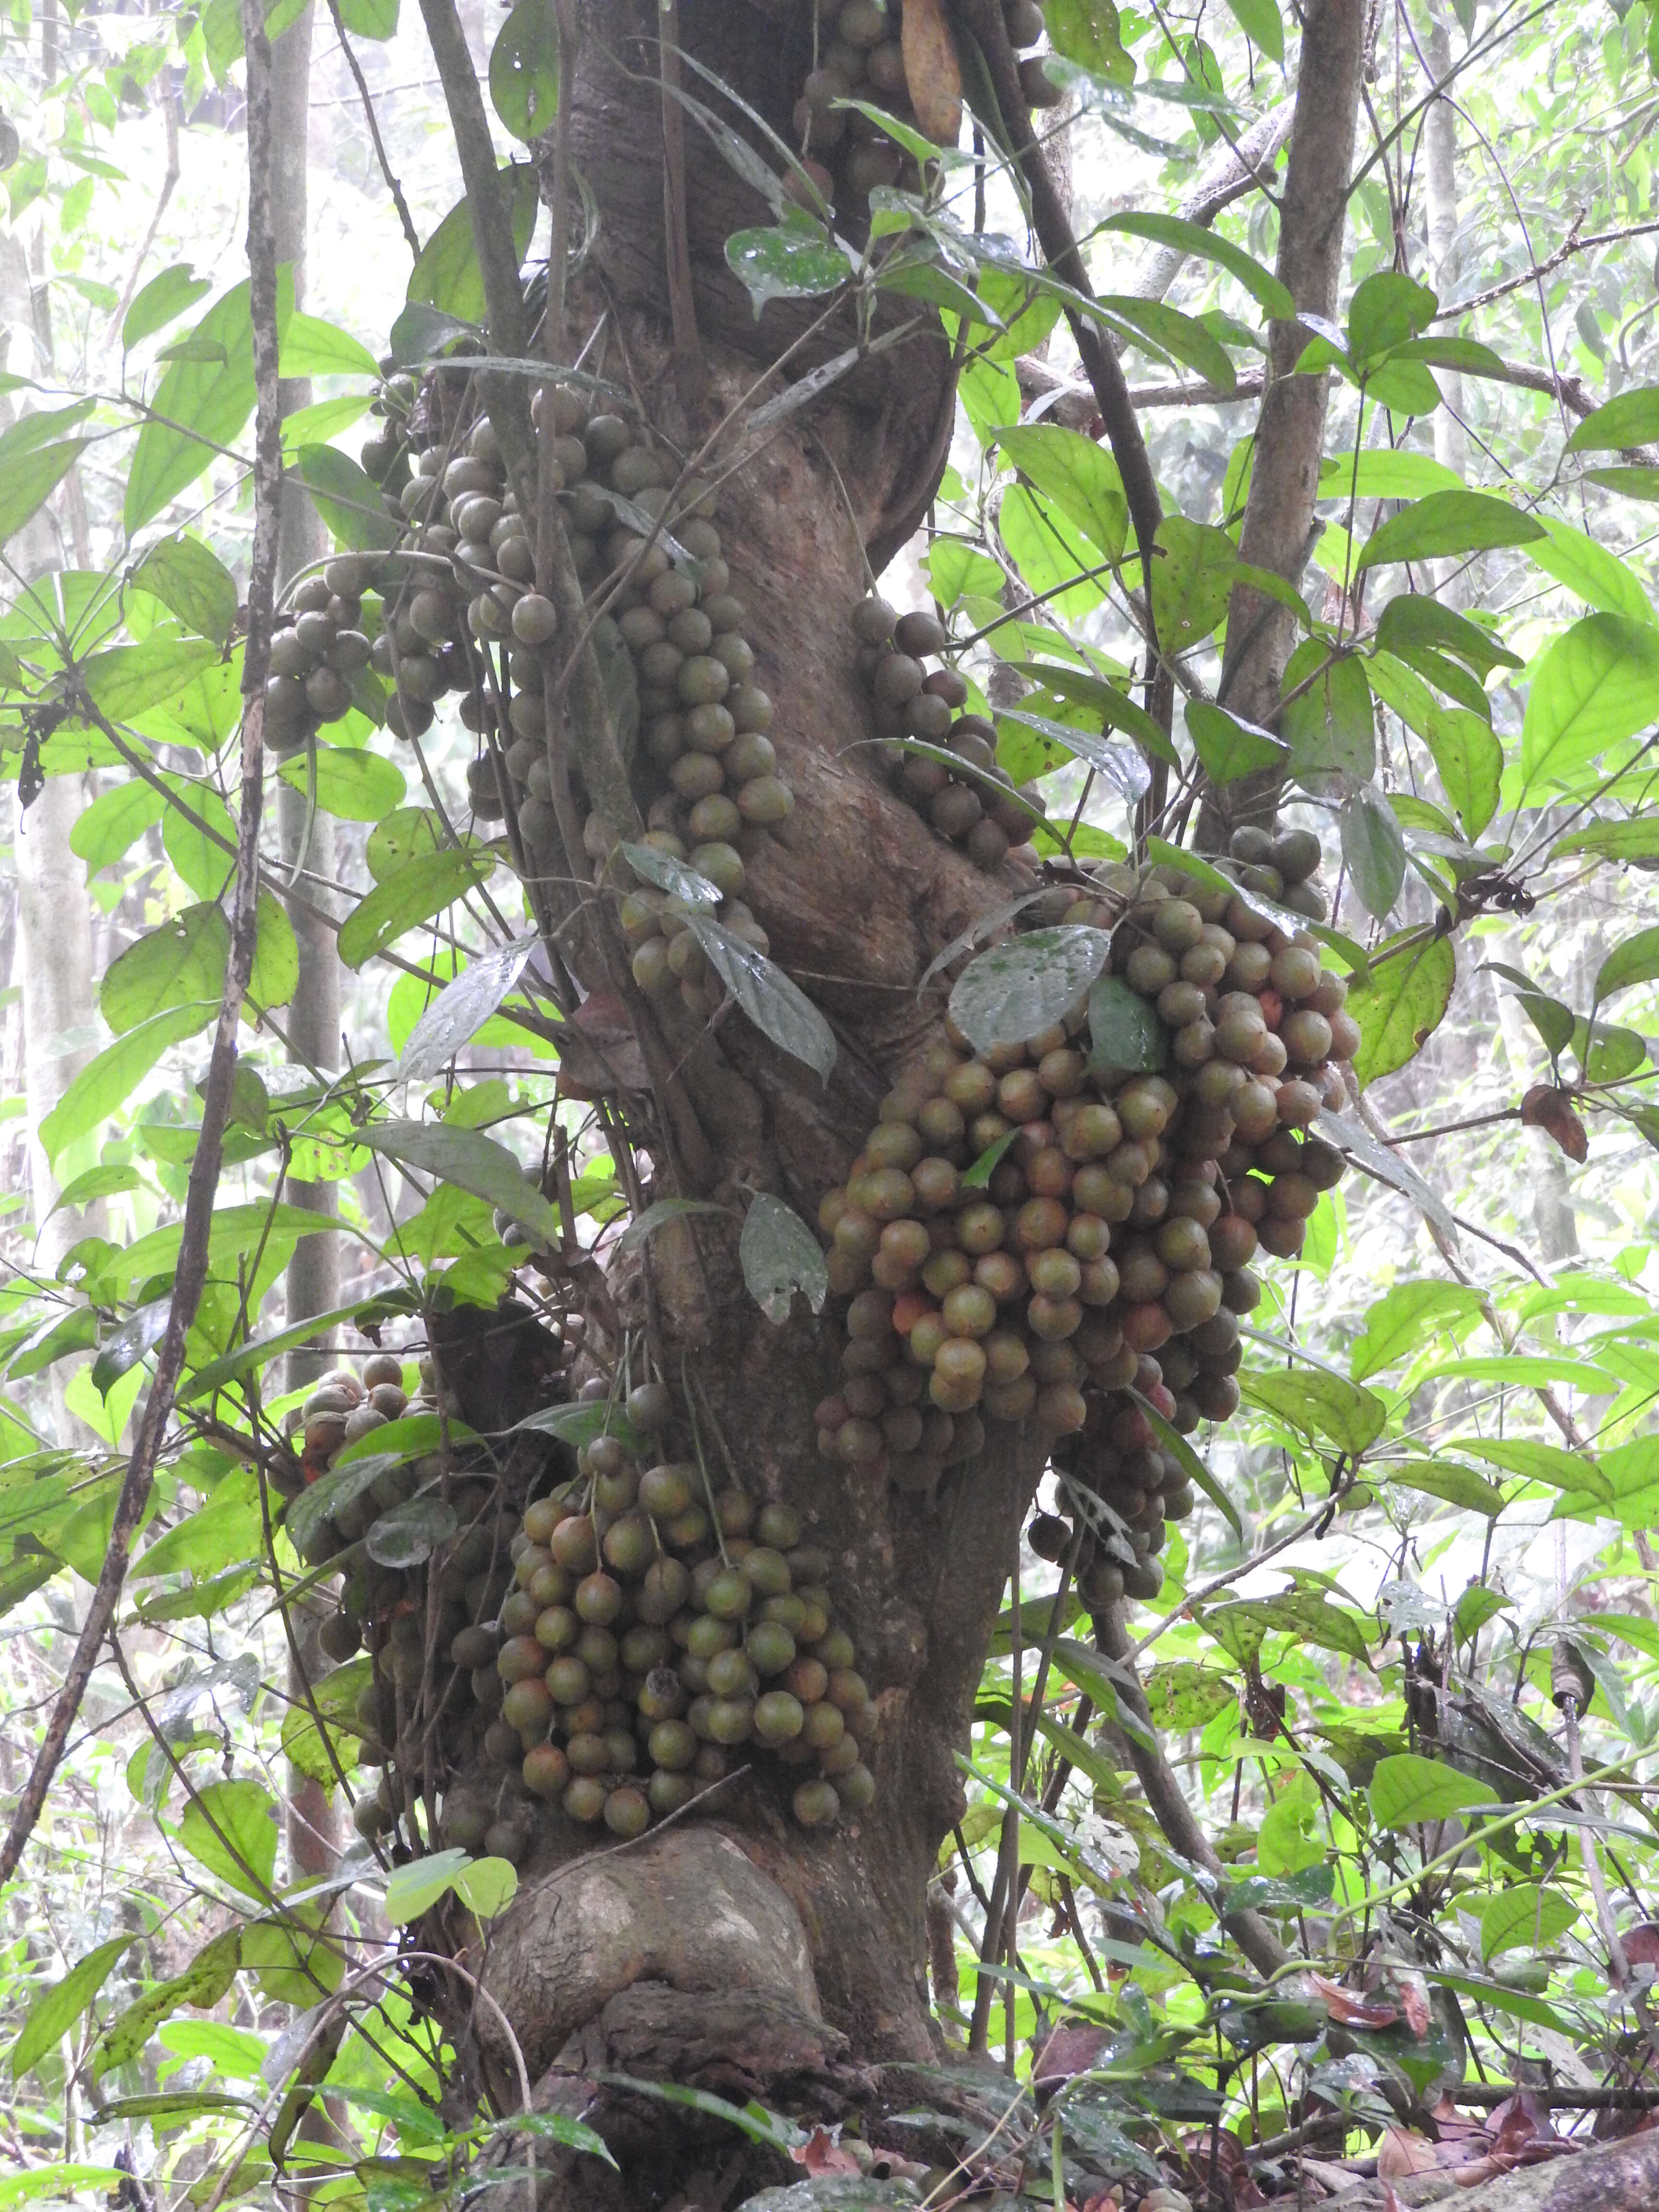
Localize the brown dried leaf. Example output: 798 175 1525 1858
1033 2022 1111 2089
900 0 962 144
1308 1972 1401 2029
1396 1971 1431 2039
1520 1083 1588 1162
1379 2129 1441 2179
791 2127 861 2176
1622 1920 1659 1966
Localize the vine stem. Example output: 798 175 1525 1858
0 0 281 1891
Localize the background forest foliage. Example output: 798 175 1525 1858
2 0 1659 2203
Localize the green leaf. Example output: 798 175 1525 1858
1022 661 1179 763
1318 450 1462 502
1596 925 1659 1001
619 842 721 906
134 1470 262 1580
10 1936 135 2082
738 1192 828 1324
997 423 1128 563
160 779 236 900
1368 1752 1495 1829
294 443 399 552
1530 517 1657 626
1186 699 1285 785
1281 641 1375 783
1339 784 1405 919
131 534 239 649
1346 270 1436 365
950 926 1111 1052
1043 0 1135 82
337 0 398 30
1564 384 1659 452
1520 613 1659 793
489 0 560 139
1257 1779 1323 1875
180 1302 372 1403
175 1778 278 1899
1134 1392 1241 1538
394 934 538 1081
1149 514 1236 655
71 779 168 876
100 905 228 1033
408 167 540 325
337 846 493 970
1388 1460 1506 1516
1376 592 1520 679
358 1118 562 1249
724 226 851 314
1204 1589 1372 1668
384 1847 473 1923
1098 294 1238 391
49 1164 144 1218
1216 0 1282 58
126 283 256 533
368 1493 457 1567
1350 1282 1483 1380
1237 1366 1387 1455
245 890 297 1014
1100 211 1291 319
277 312 380 380
998 481 1107 618
1346 933 1455 1085
454 1856 519 1919
0 2171 128 2209
38 1002 216 1163
1357 490 1545 573
281 1655 373 1782
685 917 837 1082
1424 705 1502 838
1549 816 1659 868
92 1294 173 1396
277 744 405 823
366 805 447 883
0 437 90 548
82 638 220 723
1086 973 1166 1075
122 264 212 350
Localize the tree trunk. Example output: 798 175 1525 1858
397 0 1038 2156
2 224 108 1444
381 0 1358 2196
1199 0 1368 843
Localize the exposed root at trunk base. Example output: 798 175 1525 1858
1325 2128 1659 2212
473 1827 824 2090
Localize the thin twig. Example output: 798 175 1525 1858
325 0 421 258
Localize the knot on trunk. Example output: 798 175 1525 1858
478 1826 821 2087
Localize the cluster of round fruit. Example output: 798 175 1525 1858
792 0 1056 210
445 1435 875 1854
852 594 1045 872
347 365 795 897
263 557 385 757
1046 823 1333 929
292 1352 416 1484
813 852 1357 1511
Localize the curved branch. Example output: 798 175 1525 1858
1092 1604 1290 1982
958 0 1163 584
